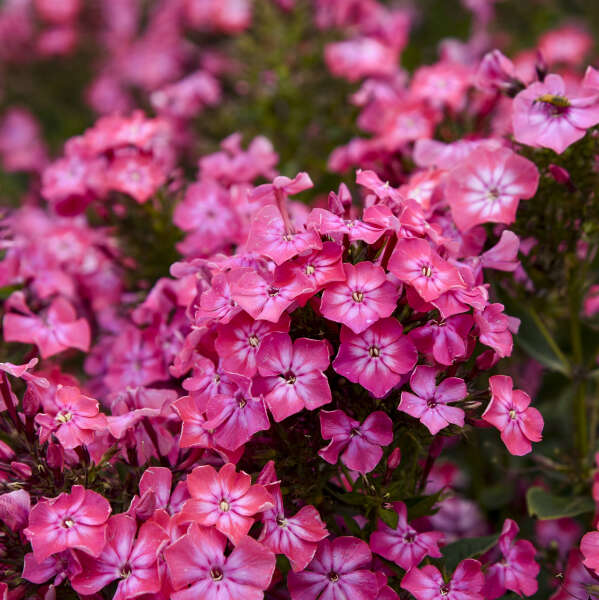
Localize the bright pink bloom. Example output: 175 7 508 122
475 50 517 93
480 230 520 272
446 147 539 232
325 37 398 82
290 241 346 296
287 536 378 600
0 489 30 532
253 333 331 422
318 409 393 473
307 208 385 244
180 463 273 544
108 153 167 204
70 513 168 599
474 303 515 358
3 296 90 358
580 527 599 575
35 385 107 450
402 559 484 600
482 375 543 456
250 171 313 204
389 238 464 302
484 519 539 599
22 549 81 587
551 550 599 600
258 482 329 572
370 501 444 569
165 523 276 600
320 262 399 334
333 318 417 398
398 366 467 435
24 485 111 562
513 74 599 154
215 312 290 378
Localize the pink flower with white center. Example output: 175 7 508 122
551 550 599 600
482 375 543 456
401 559 484 600
230 264 312 323
445 147 539 232
290 241 346 296
513 73 599 154
318 409 393 473
307 208 386 244
215 311 290 378
411 61 472 111
474 303 515 358
22 549 82 587
197 271 242 325
287 536 378 600
70 513 168 600
252 333 331 422
389 238 464 303
165 523 276 600
183 356 240 410
3 296 90 359
173 394 216 449
247 204 323 265
258 482 329 572
24 485 111 562
108 153 167 204
325 37 398 82
370 501 444 570
484 519 540 599
333 318 417 398
320 262 399 334
35 385 107 450
180 463 273 544
398 366 467 435
135 466 188 517
474 50 517 93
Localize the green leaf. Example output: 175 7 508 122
404 491 442 521
378 507 399 529
442 534 500 571
526 486 595 520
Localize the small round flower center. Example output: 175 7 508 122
276 515 287 527
440 584 450 596
486 187 500 200
62 517 75 529
509 409 517 420
268 287 280 297
213 374 221 384
237 397 247 409
369 346 380 358
328 571 340 583
305 264 315 276
120 564 132 579
282 233 294 242
56 411 73 424
404 532 416 543
219 499 230 512
352 290 364 303
421 264 433 278
210 567 224 582
248 335 259 348
427 398 437 409
285 372 297 385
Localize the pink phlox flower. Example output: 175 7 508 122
431 266 489 319
408 314 473 366
247 204 323 265
402 558 484 600
398 366 467 435
370 501 444 570
24 485 111 562
550 550 599 600
307 208 386 244
70 513 168 599
22 549 82 587
182 356 241 411
410 61 472 111
3 296 90 358
196 270 242 325
318 409 393 473
173 394 217 449
134 466 189 518
581 523 599 575
482 375 543 456
252 332 332 422
413 138 502 170
513 73 599 154
320 261 399 334
480 230 520 272
356 169 404 206
0 489 30 532
35 385 107 450
333 318 417 398
258 481 329 572
180 463 274 544
389 238 465 302
107 151 167 204
474 302 515 358
287 536 378 600
215 311 290 378
230 264 312 322
0 357 49 388
250 172 313 205
446 147 539 232
539 26 593 67
165 523 276 600
483 519 540 599
474 49 518 93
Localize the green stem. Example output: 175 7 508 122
527 308 570 373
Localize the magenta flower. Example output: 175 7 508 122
180 463 273 544
320 262 399 333
165 523 276 600
253 333 332 422
258 482 329 572
513 73 599 154
35 385 107 450
24 485 111 562
484 519 540 599
552 550 599 600
389 238 465 302
215 311 290 378
3 296 90 358
70 513 168 599
482 375 543 456
446 147 539 232
307 208 385 244
474 303 515 358
333 318 417 398
370 501 444 570
318 409 393 473
402 559 484 600
290 241 346 296
398 366 467 435
287 536 378 600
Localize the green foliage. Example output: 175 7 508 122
526 486 596 519
441 533 501 572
